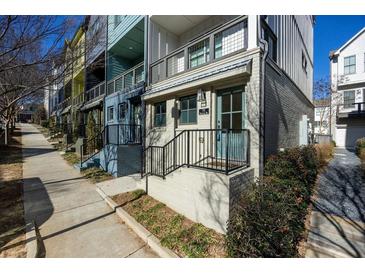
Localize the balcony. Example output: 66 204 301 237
85 81 106 103
107 62 144 95
150 16 248 85
72 93 84 106
337 102 365 118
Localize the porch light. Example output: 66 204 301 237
197 89 206 102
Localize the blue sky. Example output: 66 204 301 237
314 15 365 81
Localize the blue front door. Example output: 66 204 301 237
216 86 246 161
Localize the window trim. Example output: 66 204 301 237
344 55 356 75
179 95 198 125
154 101 166 127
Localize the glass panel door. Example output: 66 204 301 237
216 86 246 161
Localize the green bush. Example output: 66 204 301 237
226 145 319 258
264 145 319 186
40 120 49 128
355 137 365 156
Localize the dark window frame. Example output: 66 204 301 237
261 20 277 62
179 95 197 125
154 101 166 127
344 55 356 75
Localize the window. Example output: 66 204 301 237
180 95 197 124
107 106 114 121
118 103 128 120
343 90 355 109
302 51 308 74
154 102 166 127
214 21 247 59
261 21 277 62
188 39 210 68
344 55 356 75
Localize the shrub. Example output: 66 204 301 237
227 145 319 257
331 140 336 147
355 137 365 156
264 145 319 185
315 143 334 167
226 177 311 257
40 120 49 128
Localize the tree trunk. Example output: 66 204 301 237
4 120 9 146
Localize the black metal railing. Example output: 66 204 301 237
142 129 250 178
80 127 106 165
337 102 365 114
80 124 142 166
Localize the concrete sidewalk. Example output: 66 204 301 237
21 123 157 258
306 148 365 257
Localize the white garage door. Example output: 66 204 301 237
335 126 365 148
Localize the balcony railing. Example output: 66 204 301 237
337 102 365 116
85 81 106 103
150 16 248 84
72 92 84 106
107 62 144 95
60 97 71 110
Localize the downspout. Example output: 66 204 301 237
258 16 269 177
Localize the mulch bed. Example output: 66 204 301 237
111 190 227 258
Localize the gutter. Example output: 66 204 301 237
258 16 269 177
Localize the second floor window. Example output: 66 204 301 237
214 21 247 59
343 90 355 109
180 95 197 124
154 101 166 127
344 55 356 75
107 106 114 121
188 38 210 69
261 22 277 62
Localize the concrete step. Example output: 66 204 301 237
307 230 365 257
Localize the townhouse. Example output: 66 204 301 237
138 15 314 232
50 15 314 233
330 27 365 148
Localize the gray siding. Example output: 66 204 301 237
264 61 314 158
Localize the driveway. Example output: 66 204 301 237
306 148 365 257
21 123 158 258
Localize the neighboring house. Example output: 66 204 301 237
314 99 331 135
141 15 314 233
80 15 107 138
94 15 146 176
17 103 41 123
330 27 365 148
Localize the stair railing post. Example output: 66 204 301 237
150 147 153 175
162 147 165 179
187 130 190 167
225 129 229 175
